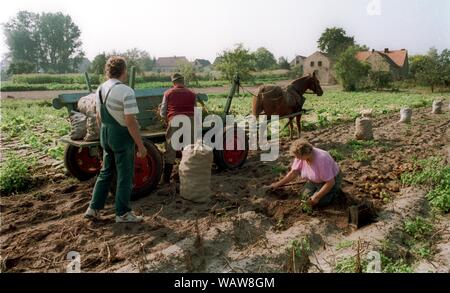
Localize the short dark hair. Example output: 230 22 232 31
105 56 127 79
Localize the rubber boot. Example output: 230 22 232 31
162 163 174 184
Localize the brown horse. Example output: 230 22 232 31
252 72 323 139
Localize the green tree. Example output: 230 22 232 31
216 43 255 81
318 27 355 60
177 60 198 86
90 53 107 75
439 49 450 87
6 60 35 74
253 47 277 71
3 11 40 71
38 12 84 73
412 48 441 92
278 57 291 70
335 46 370 91
369 71 393 90
409 55 427 80
289 65 303 79
122 48 154 73
90 49 155 75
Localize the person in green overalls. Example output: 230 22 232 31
84 56 147 223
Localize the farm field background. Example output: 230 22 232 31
0 88 449 272
0 88 444 166
0 70 291 92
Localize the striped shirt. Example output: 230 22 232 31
95 79 139 127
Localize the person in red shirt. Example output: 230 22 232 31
159 73 196 184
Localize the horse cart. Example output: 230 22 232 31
52 70 249 200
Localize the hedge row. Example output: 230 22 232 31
10 70 290 85
11 74 101 85
0 83 94 92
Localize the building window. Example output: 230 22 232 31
318 61 322 67
310 61 314 67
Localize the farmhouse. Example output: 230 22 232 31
356 48 409 79
193 59 212 71
303 51 337 85
154 56 189 72
290 55 306 68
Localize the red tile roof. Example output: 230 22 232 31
356 49 408 68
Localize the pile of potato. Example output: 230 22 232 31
357 173 400 199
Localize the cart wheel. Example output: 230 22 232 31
111 140 163 201
214 126 248 170
64 144 102 181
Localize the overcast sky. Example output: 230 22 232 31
1 0 449 62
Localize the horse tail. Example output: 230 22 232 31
252 86 264 116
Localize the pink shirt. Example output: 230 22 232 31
291 148 340 183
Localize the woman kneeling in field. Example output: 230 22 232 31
270 139 342 207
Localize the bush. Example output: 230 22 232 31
7 61 35 75
0 152 35 195
0 82 92 92
216 43 256 82
335 46 370 91
289 65 304 79
369 71 394 90
401 156 450 213
11 73 101 85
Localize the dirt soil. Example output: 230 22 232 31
0 106 449 272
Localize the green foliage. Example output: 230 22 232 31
271 165 288 175
290 237 311 257
3 11 40 70
300 202 313 214
347 139 378 149
369 71 394 90
253 47 277 71
426 182 450 214
439 49 450 87
401 157 450 213
0 152 36 194
90 53 107 75
0 82 90 91
412 245 432 259
410 48 450 92
329 149 345 162
334 256 367 273
215 43 255 82
4 11 84 73
317 27 355 60
119 48 155 73
335 253 413 273
7 61 35 74
278 57 291 70
177 60 199 86
380 254 413 273
335 46 370 91
351 150 371 162
0 99 69 162
336 240 354 250
11 73 100 84
289 65 303 79
404 217 433 239
38 12 84 73
206 89 440 130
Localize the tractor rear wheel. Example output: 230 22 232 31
64 145 102 181
214 127 248 170
111 140 163 201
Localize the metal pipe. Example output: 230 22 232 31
223 74 240 116
129 66 136 89
84 72 92 93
